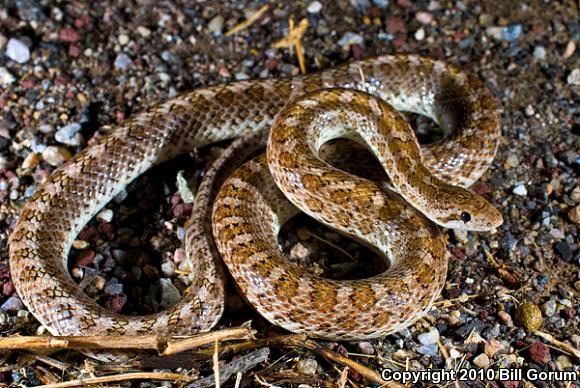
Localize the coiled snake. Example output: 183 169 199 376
8 54 501 360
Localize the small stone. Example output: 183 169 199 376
55 122 82 146
296 358 318 375
21 152 41 169
524 105 535 116
96 209 113 223
337 32 364 48
512 184 527 196
417 328 440 345
104 294 127 313
157 278 180 308
5 38 30 63
528 341 550 365
72 240 89 250
533 46 546 60
484 339 506 358
307 1 322 13
114 53 133 70
457 318 485 338
356 341 374 355
161 259 176 277
415 11 433 25
486 24 522 42
473 353 490 368
176 170 195 204
118 33 130 45
416 343 438 356
540 300 557 317
290 242 311 260
555 355 573 369
414 28 425 41
482 324 500 340
0 67 15 85
555 241 573 262
207 15 224 35
137 26 151 37
568 69 580 86
58 28 81 42
1 295 23 312
447 310 461 326
0 311 8 326
504 154 519 168
42 146 71 166
103 279 123 295
563 40 576 59
515 301 543 331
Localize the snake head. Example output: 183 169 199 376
435 187 503 231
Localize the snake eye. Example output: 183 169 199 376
460 212 472 222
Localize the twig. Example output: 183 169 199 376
186 347 270 388
35 372 193 388
272 17 308 74
0 327 255 355
225 4 270 36
164 327 256 355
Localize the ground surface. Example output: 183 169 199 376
0 0 579 387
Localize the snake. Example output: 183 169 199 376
8 54 501 360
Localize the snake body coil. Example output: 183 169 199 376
8 55 500 359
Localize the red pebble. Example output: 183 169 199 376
385 16 406 34
58 27 81 43
74 250 96 268
68 44 81 58
450 246 466 260
2 281 15 296
528 341 550 365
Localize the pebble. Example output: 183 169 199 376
555 355 573 369
296 358 318 375
482 324 500 340
356 341 374 355
156 278 181 309
0 295 24 312
337 32 364 48
457 318 485 338
307 1 322 13
504 154 519 168
528 341 550 365
58 28 81 43
55 122 82 146
21 152 41 169
555 241 573 262
114 53 133 70
207 15 224 35
160 259 176 277
0 67 15 85
484 339 506 358
118 33 130 46
447 310 461 326
103 279 123 295
512 184 527 196
96 209 114 223
563 40 576 59
414 28 425 41
137 26 151 38
567 69 580 86
416 343 438 356
415 12 433 25
42 146 72 166
0 311 8 326
176 170 195 204
486 24 522 42
533 46 546 60
473 353 490 368
5 38 30 63
540 299 556 317
417 328 439 345
515 301 543 331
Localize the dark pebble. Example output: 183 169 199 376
456 318 485 338
555 240 573 261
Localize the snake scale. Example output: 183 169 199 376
8 54 501 360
